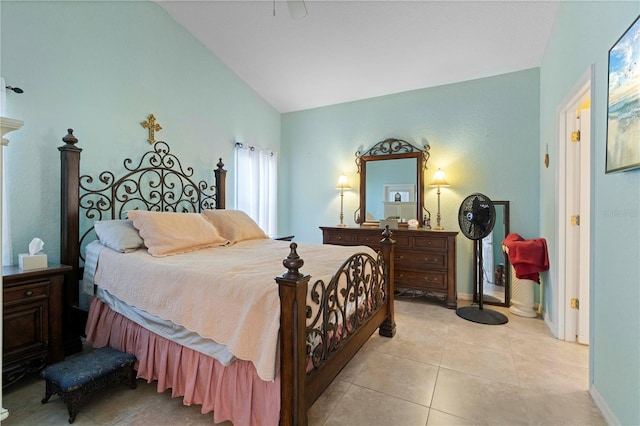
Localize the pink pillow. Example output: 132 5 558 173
201 210 268 244
127 210 228 257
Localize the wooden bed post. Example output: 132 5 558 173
58 129 84 354
214 158 226 209
379 226 396 337
276 243 310 426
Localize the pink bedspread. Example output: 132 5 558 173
92 238 375 381
86 298 280 425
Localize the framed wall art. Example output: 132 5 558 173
606 14 640 174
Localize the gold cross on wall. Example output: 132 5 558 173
140 114 162 145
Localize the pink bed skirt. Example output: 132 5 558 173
85 298 280 425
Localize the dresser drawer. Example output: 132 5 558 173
324 232 356 245
356 233 379 248
3 282 49 305
412 235 448 251
395 269 447 290
395 251 447 270
321 226 457 308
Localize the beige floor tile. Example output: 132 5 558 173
431 368 530 425
308 379 351 426
1 299 604 426
518 388 607 425
440 339 519 386
323 384 429 426
446 316 511 353
426 408 482 425
503 312 550 337
366 327 446 367
513 354 589 393
351 351 439 407
509 329 589 368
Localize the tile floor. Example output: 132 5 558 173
2 299 605 426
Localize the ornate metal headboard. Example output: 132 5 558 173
59 128 226 351
77 140 225 257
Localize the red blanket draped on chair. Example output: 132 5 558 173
502 233 549 283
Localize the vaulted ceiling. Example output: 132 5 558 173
157 1 559 113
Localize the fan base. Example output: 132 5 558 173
456 306 509 325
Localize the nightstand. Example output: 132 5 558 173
2 264 71 387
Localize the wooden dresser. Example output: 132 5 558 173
321 226 458 308
2 264 70 387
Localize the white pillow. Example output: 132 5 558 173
94 219 144 253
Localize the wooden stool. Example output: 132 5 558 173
41 347 137 423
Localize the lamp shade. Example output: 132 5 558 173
430 169 449 187
335 174 351 190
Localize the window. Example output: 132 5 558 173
234 143 277 236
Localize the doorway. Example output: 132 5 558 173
556 68 592 345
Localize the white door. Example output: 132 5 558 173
577 107 590 345
562 91 591 345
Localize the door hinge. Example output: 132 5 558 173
571 130 581 142
571 298 579 309
571 215 580 226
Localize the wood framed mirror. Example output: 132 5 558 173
355 138 430 226
473 200 510 307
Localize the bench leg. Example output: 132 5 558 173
126 365 137 389
41 380 57 404
65 389 83 424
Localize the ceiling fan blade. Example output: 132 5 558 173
286 0 307 19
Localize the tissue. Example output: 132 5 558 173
19 238 48 270
29 237 44 255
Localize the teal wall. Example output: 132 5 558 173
281 69 541 298
539 2 639 424
0 1 280 265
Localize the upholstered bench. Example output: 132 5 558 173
41 347 137 423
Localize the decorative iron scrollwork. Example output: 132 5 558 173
305 251 387 370
355 138 430 173
78 141 218 259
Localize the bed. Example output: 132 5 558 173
58 129 396 425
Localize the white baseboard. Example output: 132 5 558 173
590 384 618 425
1 407 9 421
457 292 473 301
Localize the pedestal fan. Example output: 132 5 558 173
456 193 508 325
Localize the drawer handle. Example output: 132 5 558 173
398 274 404 279
25 290 33 297
365 237 370 242
337 236 342 240
425 257 437 263
395 255 404 261
424 277 438 283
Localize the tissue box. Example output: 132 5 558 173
19 254 48 271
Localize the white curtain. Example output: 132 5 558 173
234 143 278 236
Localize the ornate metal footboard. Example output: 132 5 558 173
306 250 387 369
276 229 395 426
